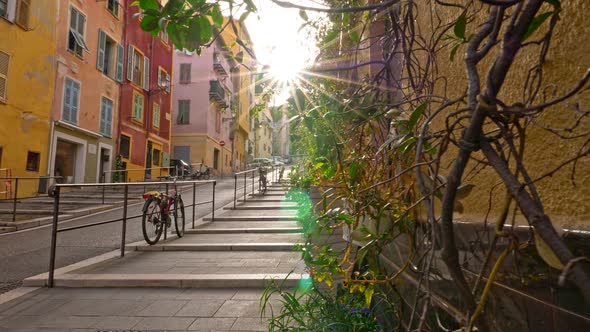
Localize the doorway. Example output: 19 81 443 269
55 140 77 183
145 141 153 179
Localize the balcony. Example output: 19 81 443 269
213 53 228 77
209 80 228 108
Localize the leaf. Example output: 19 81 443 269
163 0 184 15
186 18 202 49
349 162 360 181
235 51 244 63
188 0 205 7
197 15 213 44
140 15 159 32
454 14 466 39
299 9 308 21
522 12 553 42
239 11 250 22
348 30 360 43
456 183 475 199
211 4 223 28
139 0 159 11
450 42 461 62
407 102 427 131
544 0 560 9
364 284 374 307
534 230 564 270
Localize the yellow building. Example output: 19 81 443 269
0 0 57 198
221 19 255 170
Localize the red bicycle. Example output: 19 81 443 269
141 177 185 245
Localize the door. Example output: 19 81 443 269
99 148 108 182
145 141 152 179
55 140 77 183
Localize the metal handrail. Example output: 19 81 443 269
0 176 63 221
232 166 278 208
47 179 217 287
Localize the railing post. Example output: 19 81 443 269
164 183 169 240
48 186 60 288
233 175 237 209
243 173 247 202
212 181 216 222
101 173 106 205
12 177 18 222
251 170 254 197
192 182 196 229
120 185 128 257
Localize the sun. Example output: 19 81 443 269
266 46 309 84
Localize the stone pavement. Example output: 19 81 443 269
0 177 307 331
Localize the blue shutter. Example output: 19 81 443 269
99 98 106 134
143 56 150 91
71 81 80 124
63 79 72 122
115 44 124 82
97 29 106 71
106 100 112 135
126 44 133 82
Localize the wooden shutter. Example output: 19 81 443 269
0 51 8 101
63 79 72 122
71 80 80 124
105 99 113 136
100 98 107 134
16 0 30 29
157 67 162 87
142 56 150 91
126 44 133 82
97 30 106 72
166 73 171 92
115 44 124 82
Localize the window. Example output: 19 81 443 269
62 77 80 124
68 7 89 57
107 0 119 18
0 51 8 102
0 0 8 18
15 0 30 29
157 67 170 92
159 29 168 43
97 30 124 81
177 100 190 124
119 135 130 159
132 92 144 123
153 148 160 166
26 151 39 172
127 45 149 90
179 63 191 84
152 103 160 129
100 97 113 137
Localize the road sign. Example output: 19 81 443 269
220 140 225 147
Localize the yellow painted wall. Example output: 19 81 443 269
0 1 57 198
412 1 590 229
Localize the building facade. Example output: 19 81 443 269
117 1 173 182
0 0 58 197
49 0 124 184
170 41 234 176
252 108 273 159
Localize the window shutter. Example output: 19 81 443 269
0 51 9 101
63 80 72 122
115 44 124 82
106 100 112 136
143 56 150 91
157 68 162 87
97 29 106 72
71 81 80 124
166 73 171 92
99 99 106 134
16 0 30 29
126 44 133 82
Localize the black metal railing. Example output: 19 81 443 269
0 176 63 222
47 179 216 287
232 166 283 209
209 80 226 107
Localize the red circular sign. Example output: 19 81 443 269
220 140 226 147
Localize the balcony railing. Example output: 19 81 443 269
209 80 227 108
213 53 228 77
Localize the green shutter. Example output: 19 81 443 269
97 29 106 71
126 44 133 81
115 44 124 82
143 56 150 91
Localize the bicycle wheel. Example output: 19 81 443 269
173 196 186 238
203 171 210 180
142 197 163 245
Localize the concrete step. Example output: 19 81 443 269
224 205 298 210
186 227 302 234
128 243 300 251
0 226 16 234
204 216 297 222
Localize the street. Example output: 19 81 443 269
0 175 251 293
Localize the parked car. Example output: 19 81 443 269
248 158 272 168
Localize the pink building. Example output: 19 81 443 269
171 39 235 176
